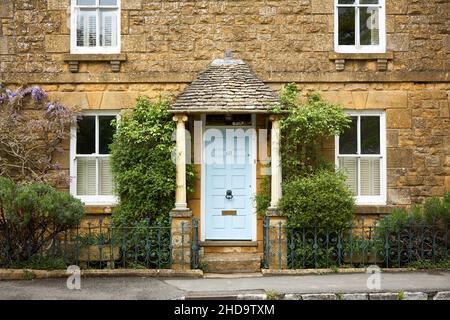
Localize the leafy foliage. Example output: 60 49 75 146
279 83 351 178
0 177 85 266
279 170 355 229
109 96 195 224
0 84 76 186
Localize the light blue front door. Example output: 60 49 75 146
205 128 253 240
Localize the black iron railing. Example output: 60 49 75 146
263 217 450 269
0 217 201 270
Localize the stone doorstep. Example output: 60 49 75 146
201 253 261 273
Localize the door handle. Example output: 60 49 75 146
225 190 233 199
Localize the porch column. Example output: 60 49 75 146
171 114 192 270
269 115 282 209
173 114 189 209
266 115 287 269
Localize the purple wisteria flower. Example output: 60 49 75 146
31 87 48 101
6 89 17 101
46 102 56 113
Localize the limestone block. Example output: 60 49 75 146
387 109 411 129
100 92 139 109
47 0 70 10
0 36 8 54
122 35 147 52
122 0 142 10
387 33 410 52
321 91 354 108
49 92 89 109
388 188 411 205
351 92 368 109
0 1 13 18
45 35 69 53
86 92 103 109
311 0 333 14
366 91 408 109
387 148 412 168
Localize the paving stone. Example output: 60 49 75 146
433 291 450 300
301 293 337 300
342 293 369 300
403 292 428 300
369 292 399 300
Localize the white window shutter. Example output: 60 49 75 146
99 158 114 195
100 10 117 47
76 13 85 47
360 158 381 196
339 157 358 194
77 158 97 196
88 14 97 46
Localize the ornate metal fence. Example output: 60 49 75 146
263 217 450 269
1 217 201 270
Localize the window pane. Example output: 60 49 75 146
360 7 380 45
338 0 355 4
338 7 356 45
100 0 117 5
360 0 379 4
77 158 97 196
339 116 357 154
360 158 381 196
77 0 96 5
77 116 95 154
99 158 114 195
100 10 118 47
77 10 97 47
361 116 380 154
339 157 358 194
99 116 116 154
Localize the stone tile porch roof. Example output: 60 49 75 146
170 59 280 113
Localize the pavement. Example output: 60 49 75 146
1 271 450 300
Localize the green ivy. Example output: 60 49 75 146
109 96 195 225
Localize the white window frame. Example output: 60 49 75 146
70 110 119 206
335 110 386 205
334 0 386 53
70 0 121 54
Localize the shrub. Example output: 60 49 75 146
279 170 355 229
109 96 195 224
376 193 450 266
0 177 85 266
0 84 76 186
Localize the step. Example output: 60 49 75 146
200 241 259 254
202 253 261 273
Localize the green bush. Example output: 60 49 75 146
110 96 195 225
0 177 85 266
279 170 355 229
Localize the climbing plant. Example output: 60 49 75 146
0 84 76 186
109 96 195 225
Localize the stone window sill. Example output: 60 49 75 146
63 54 127 73
329 52 394 72
354 205 396 216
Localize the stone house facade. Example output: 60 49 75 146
0 0 449 271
